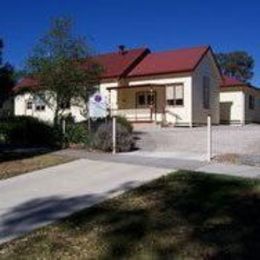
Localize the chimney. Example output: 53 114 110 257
118 45 127 54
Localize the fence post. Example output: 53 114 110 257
112 116 116 154
207 115 212 162
62 119 66 135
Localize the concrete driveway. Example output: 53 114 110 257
133 124 260 162
0 159 169 245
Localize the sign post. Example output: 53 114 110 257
207 115 212 162
62 119 66 135
112 116 116 154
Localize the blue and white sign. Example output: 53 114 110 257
89 92 108 118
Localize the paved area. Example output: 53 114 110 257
0 152 260 245
0 159 169 245
57 150 207 170
134 124 260 163
196 163 260 179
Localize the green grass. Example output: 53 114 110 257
0 171 259 259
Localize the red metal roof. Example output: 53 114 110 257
221 76 246 88
221 76 260 91
128 46 210 77
13 77 39 92
14 48 150 91
88 47 150 79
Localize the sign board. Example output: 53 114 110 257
89 92 108 119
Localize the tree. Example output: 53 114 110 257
22 17 102 125
216 51 254 83
0 39 15 108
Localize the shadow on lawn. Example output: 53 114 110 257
0 146 58 163
1 172 260 259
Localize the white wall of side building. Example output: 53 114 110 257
219 90 245 124
99 80 119 111
126 73 193 126
192 51 221 125
220 87 260 124
14 92 87 124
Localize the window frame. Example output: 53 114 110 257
26 100 33 110
203 76 210 110
34 94 46 112
136 91 156 108
249 94 255 110
165 83 184 107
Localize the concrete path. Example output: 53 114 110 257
0 159 169 245
56 150 207 171
1 152 259 245
196 163 260 179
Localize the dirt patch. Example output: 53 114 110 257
0 154 74 180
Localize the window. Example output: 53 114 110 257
35 95 45 111
35 104 45 111
26 101 33 110
249 95 255 110
166 84 184 106
136 91 155 108
203 76 210 109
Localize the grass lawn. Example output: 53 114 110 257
0 153 74 180
0 171 259 259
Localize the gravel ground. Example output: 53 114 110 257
134 124 260 164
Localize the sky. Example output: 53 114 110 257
1 0 260 85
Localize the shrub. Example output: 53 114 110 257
80 116 133 134
0 116 62 147
93 122 134 152
115 116 133 133
64 123 88 145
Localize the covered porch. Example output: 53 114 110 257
108 84 166 123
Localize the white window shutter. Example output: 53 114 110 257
175 85 183 99
166 86 173 99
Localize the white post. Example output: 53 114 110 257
62 119 66 135
207 115 212 162
112 116 116 154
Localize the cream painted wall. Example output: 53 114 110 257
99 81 118 111
192 51 221 125
14 80 118 124
219 91 244 124
220 87 260 124
126 73 193 126
14 92 87 124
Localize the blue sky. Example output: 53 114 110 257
1 0 260 85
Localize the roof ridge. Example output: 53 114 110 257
149 45 210 55
94 47 149 57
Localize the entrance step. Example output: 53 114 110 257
132 122 161 130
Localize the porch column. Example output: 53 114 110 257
150 87 155 122
108 89 111 117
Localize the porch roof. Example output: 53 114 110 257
107 83 166 91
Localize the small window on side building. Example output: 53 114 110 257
249 95 255 110
26 101 33 110
35 95 46 111
203 76 210 109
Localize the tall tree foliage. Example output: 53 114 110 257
216 51 254 83
0 39 15 107
23 17 102 124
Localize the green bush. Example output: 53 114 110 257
0 116 62 147
115 116 133 133
64 123 88 145
93 121 135 152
